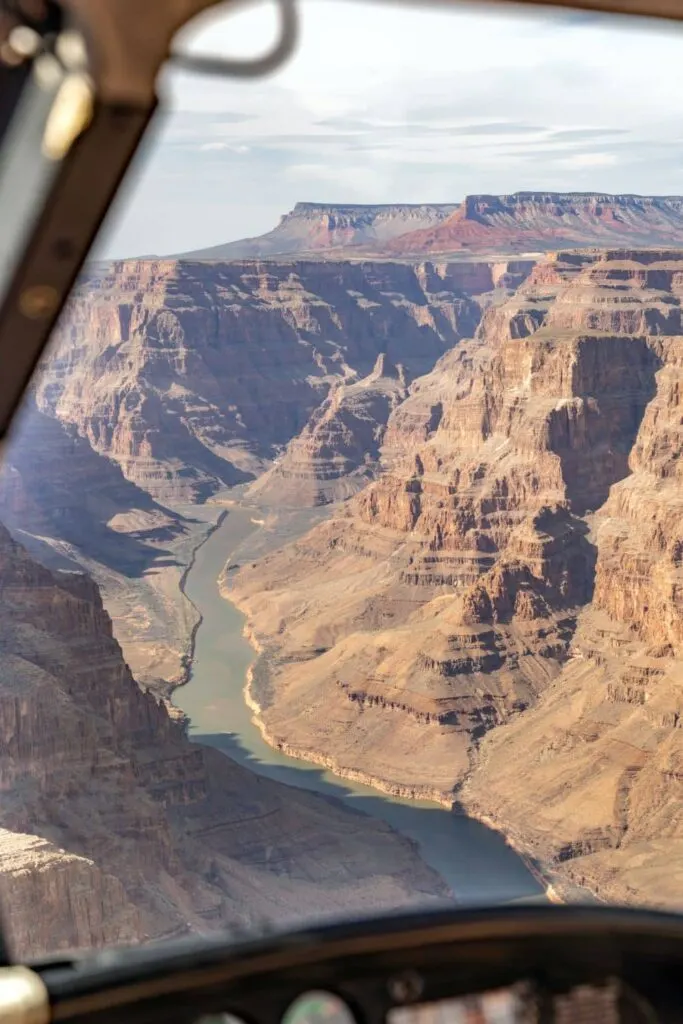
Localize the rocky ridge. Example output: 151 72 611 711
182 203 459 260
388 193 683 255
246 352 408 507
181 194 683 261
0 521 448 959
464 252 683 904
36 258 529 504
230 249 683 907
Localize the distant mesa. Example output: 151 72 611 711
177 193 683 261
177 202 458 260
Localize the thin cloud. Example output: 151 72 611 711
314 116 376 131
314 116 546 137
199 142 251 153
211 113 256 124
565 152 619 168
550 127 632 141
440 121 547 136
258 132 368 146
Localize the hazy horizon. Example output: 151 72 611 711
96 0 683 259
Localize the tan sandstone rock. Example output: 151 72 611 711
231 251 683 907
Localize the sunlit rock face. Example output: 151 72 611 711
232 250 683 907
387 194 683 255
181 202 461 259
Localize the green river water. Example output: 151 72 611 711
173 506 545 906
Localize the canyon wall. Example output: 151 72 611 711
10 240 683 928
463 255 683 906
36 258 528 504
247 260 533 506
230 250 683 906
0 522 448 959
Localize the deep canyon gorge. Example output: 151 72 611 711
2 194 683 956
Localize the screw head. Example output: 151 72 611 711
388 971 424 1005
18 285 60 320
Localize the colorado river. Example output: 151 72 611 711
174 505 545 905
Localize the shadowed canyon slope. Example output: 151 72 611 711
0 401 208 691
0 523 447 959
231 249 683 906
246 352 410 507
182 194 683 261
36 258 530 503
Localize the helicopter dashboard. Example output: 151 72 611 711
32 906 683 1024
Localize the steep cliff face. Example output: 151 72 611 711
0 400 186 573
230 251 683 904
181 203 459 259
247 353 409 507
193 195 683 261
247 260 533 506
463 257 683 906
0 520 190 951
246 256 520 507
0 522 448 959
37 258 527 503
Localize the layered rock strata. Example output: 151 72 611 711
0 401 206 690
36 259 531 503
182 203 458 260
464 254 683 906
231 250 683 906
388 193 683 255
247 353 408 506
182 195 683 261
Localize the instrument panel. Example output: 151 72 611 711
39 906 683 1024
195 980 661 1024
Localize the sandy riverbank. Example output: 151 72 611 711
230 593 570 902
243 650 455 808
227 577 610 907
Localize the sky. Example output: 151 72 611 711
99 0 683 258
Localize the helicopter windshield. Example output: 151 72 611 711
0 0 682 964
